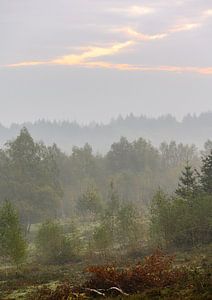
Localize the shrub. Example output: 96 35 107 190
0 201 27 266
86 251 186 293
150 191 212 248
36 220 80 264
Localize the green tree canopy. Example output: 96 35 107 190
0 128 63 230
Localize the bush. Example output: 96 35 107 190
36 220 80 264
86 251 186 293
0 201 27 266
150 191 212 249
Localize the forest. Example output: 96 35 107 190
0 127 211 299
0 112 212 153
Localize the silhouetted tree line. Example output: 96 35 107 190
0 112 211 152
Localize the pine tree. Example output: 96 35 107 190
200 150 212 194
0 201 27 266
176 162 197 199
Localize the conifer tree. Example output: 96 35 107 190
200 150 212 194
176 162 197 199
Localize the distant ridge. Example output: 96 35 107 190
0 112 211 153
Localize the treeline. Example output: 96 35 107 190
1 127 211 228
0 128 211 267
0 112 211 152
0 140 211 267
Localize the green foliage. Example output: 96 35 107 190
93 183 143 253
36 220 80 264
0 201 27 266
71 143 97 179
0 128 202 221
175 162 198 198
150 191 212 248
93 223 112 252
117 201 142 246
150 190 173 247
200 150 212 194
107 137 159 173
77 186 103 217
151 156 212 249
0 128 63 229
160 141 198 168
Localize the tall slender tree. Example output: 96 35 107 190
176 161 197 199
200 150 212 194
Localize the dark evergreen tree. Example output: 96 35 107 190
176 162 197 199
200 150 212 194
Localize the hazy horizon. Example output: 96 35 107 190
0 112 211 154
0 111 212 128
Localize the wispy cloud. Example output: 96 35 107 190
6 45 212 75
169 22 201 33
4 3 212 76
118 21 201 42
116 27 168 41
7 41 134 68
109 5 155 17
81 62 212 75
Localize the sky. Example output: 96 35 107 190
0 0 212 125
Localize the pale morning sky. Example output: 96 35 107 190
0 0 212 125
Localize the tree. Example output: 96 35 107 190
0 128 63 231
0 201 27 266
107 137 133 172
106 180 120 215
150 190 173 247
77 186 103 218
132 138 159 172
200 150 212 194
150 190 212 249
71 143 96 179
93 223 112 255
117 201 142 247
93 182 142 253
160 141 198 169
175 162 198 199
36 220 80 264
203 140 212 156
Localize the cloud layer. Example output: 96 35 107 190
4 1 212 75
3 0 212 75
0 0 212 126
